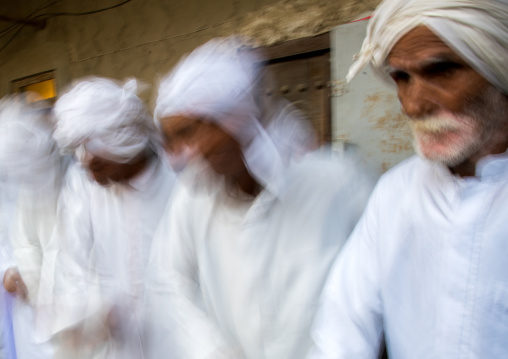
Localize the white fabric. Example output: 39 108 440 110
0 96 61 188
262 99 317 165
50 157 175 358
155 36 316 194
54 77 158 163
12 300 54 359
347 0 508 94
155 37 262 147
12 159 71 346
11 157 71 303
0 185 57 359
0 187 17 359
0 97 68 358
146 151 373 359
310 154 508 358
0 188 17 274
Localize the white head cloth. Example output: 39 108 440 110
0 95 61 188
155 36 316 193
347 0 508 94
54 77 157 163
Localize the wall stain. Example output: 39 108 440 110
363 91 413 155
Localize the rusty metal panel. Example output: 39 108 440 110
330 20 414 175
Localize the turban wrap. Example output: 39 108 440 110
155 36 316 193
0 96 61 187
347 0 508 95
54 77 157 163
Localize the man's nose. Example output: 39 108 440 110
398 77 437 118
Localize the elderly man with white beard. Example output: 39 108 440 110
50 77 175 358
309 0 508 358
145 36 374 359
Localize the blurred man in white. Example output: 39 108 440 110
51 77 175 358
309 0 508 358
0 97 68 359
146 36 373 359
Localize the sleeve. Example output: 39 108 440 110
50 167 97 336
145 187 242 359
0 235 15 275
11 193 45 303
308 184 384 359
0 193 17 275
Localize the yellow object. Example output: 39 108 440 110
22 79 56 102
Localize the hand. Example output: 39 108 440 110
3 267 28 300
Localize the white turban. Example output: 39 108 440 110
347 0 508 94
54 77 157 163
0 96 61 187
155 37 263 147
155 36 316 193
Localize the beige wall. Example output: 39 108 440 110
0 0 380 106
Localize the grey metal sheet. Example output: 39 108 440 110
330 20 414 174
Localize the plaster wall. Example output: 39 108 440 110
0 0 380 106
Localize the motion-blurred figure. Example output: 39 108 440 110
50 77 175 358
146 36 373 359
310 1 508 358
0 96 68 359
0 173 18 359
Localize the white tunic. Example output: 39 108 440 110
12 158 71 305
1 179 59 359
310 154 508 359
52 157 175 358
146 153 373 359
0 187 17 359
0 187 17 275
15 178 69 359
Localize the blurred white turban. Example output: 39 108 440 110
155 37 263 147
155 36 316 193
0 96 61 187
54 77 157 163
347 0 508 94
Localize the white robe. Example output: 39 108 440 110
1 179 59 359
310 154 508 359
0 187 18 274
146 152 373 359
51 157 175 358
0 187 17 359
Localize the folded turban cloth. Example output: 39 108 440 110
347 0 508 95
155 36 316 194
54 77 157 163
0 96 61 187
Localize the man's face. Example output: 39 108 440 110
159 115 246 176
85 155 132 185
387 26 507 166
84 152 147 186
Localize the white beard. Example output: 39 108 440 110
177 155 224 196
409 85 507 167
410 113 481 166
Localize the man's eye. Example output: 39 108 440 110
389 70 410 83
89 163 104 171
162 133 171 144
424 62 463 77
176 125 197 139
